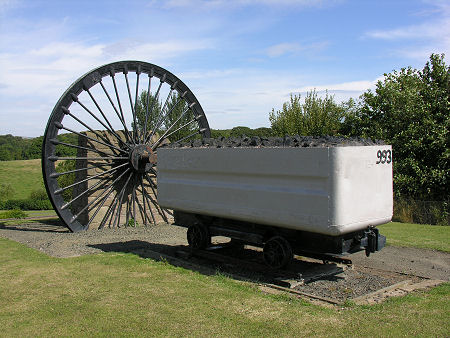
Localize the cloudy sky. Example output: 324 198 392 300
0 0 448 136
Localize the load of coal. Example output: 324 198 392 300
162 135 384 148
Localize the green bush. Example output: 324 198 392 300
0 209 27 219
0 198 53 210
29 188 48 201
0 183 15 200
393 198 449 225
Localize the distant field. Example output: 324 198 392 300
0 159 43 199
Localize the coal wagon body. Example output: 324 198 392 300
158 144 392 268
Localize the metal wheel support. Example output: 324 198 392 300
42 61 211 232
187 224 211 250
263 236 293 269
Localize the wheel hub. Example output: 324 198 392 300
129 144 157 173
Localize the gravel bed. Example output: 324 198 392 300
294 267 411 302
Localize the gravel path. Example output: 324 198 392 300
1 220 448 303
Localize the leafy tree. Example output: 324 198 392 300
135 91 196 143
230 126 253 137
162 93 196 142
210 129 232 138
135 91 162 138
269 90 344 136
342 54 449 200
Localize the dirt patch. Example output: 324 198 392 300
1 219 448 304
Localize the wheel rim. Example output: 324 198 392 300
42 61 211 232
263 236 292 269
187 224 209 250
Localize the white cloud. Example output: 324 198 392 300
266 41 329 57
365 19 450 40
364 2 450 60
0 32 214 136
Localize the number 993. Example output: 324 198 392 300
376 149 392 164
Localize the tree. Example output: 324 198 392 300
135 91 162 138
135 91 195 143
269 90 344 136
162 93 196 143
342 54 449 200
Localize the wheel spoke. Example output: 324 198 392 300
54 162 129 195
49 156 127 162
53 122 125 153
110 69 136 146
173 128 208 145
112 171 134 228
138 177 157 225
143 75 165 143
152 115 197 150
132 174 137 226
134 66 142 143
85 88 130 149
51 163 111 178
72 93 126 146
99 80 134 146
99 187 121 229
85 176 119 229
145 85 183 145
49 139 117 157
70 168 131 223
62 106 123 150
140 181 166 223
143 70 153 144
124 66 140 143
144 173 168 223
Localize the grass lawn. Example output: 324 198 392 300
0 210 57 220
379 222 450 252
0 159 43 199
0 238 448 337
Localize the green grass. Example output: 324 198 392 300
379 222 450 252
0 159 43 199
0 237 448 337
0 210 56 219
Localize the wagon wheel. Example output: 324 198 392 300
263 236 293 269
42 61 211 232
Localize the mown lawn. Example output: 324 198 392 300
0 237 448 337
0 159 43 199
379 222 450 252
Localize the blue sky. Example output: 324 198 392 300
0 0 448 136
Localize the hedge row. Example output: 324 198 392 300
0 198 53 210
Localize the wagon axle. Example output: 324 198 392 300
129 144 157 173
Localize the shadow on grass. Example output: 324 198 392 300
0 217 68 233
88 240 344 286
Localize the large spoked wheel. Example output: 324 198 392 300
42 61 211 232
263 236 293 269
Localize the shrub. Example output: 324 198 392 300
0 183 15 200
0 209 27 219
0 198 53 210
393 198 449 225
29 188 49 201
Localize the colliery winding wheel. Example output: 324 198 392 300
42 61 211 232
